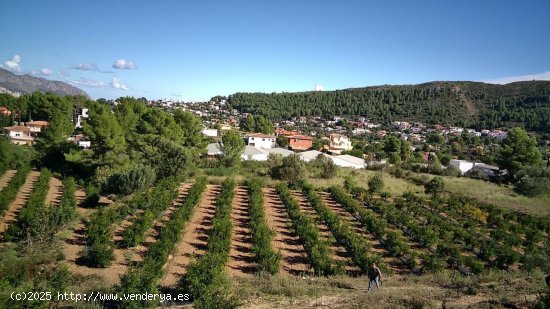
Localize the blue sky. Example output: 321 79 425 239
1 0 549 101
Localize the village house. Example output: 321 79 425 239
449 159 474 174
3 125 34 145
0 106 11 116
287 134 313 151
25 120 49 135
247 133 276 149
202 128 218 137
325 133 352 154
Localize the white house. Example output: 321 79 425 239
449 159 474 174
3 125 34 145
327 133 352 154
471 163 500 177
206 142 223 156
241 145 269 161
202 128 218 137
247 133 276 149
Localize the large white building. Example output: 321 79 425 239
327 133 352 154
247 133 276 149
449 159 474 174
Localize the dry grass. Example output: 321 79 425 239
308 168 424 197
235 270 548 309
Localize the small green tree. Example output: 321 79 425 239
368 175 384 193
425 177 445 197
279 154 305 185
220 130 245 167
267 153 283 178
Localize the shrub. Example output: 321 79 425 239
0 165 30 217
424 177 445 196
368 175 384 193
278 154 305 185
246 179 281 274
276 183 333 275
301 183 373 273
5 168 52 240
105 164 156 195
513 166 550 197
181 179 237 308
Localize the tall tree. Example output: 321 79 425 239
83 102 126 161
497 127 542 175
220 130 245 167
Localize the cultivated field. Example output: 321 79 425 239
1 168 548 308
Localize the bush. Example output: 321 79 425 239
276 183 333 275
368 175 384 193
278 154 305 185
246 179 281 274
5 168 52 240
301 183 373 273
105 164 156 195
443 166 461 177
181 179 237 308
513 166 550 197
0 166 30 217
424 177 445 196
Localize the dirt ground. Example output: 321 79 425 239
44 176 63 207
226 186 257 277
160 184 221 287
262 188 311 275
0 170 17 191
0 170 40 237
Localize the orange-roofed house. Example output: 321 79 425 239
0 106 11 116
275 128 299 136
287 134 313 151
26 120 49 135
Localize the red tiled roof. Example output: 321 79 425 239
26 120 49 126
4 125 30 132
286 134 313 140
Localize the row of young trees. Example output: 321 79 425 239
5 169 52 240
120 177 181 247
299 182 378 273
246 179 281 274
330 186 419 271
181 179 238 308
118 178 207 309
0 166 30 218
276 183 333 275
44 177 77 234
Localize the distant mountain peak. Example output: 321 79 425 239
0 68 89 98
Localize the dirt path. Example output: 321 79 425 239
0 170 40 237
160 184 220 287
291 190 360 275
0 170 17 191
226 186 256 277
44 177 63 207
317 192 408 274
262 188 311 276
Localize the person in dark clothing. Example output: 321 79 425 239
546 274 550 288
367 262 382 292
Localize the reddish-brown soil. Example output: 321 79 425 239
290 190 360 275
160 184 220 287
262 188 311 276
0 170 41 237
44 176 63 207
0 170 17 191
317 191 409 274
226 186 256 277
132 183 192 261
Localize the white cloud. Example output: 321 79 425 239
482 71 550 84
71 78 108 88
2 54 22 72
111 77 128 90
112 59 137 70
74 63 98 71
40 68 53 75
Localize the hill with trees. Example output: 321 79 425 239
228 81 550 132
0 68 88 98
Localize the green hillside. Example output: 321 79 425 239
228 81 550 131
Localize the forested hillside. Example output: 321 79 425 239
228 81 550 131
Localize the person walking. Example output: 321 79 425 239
367 262 382 292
